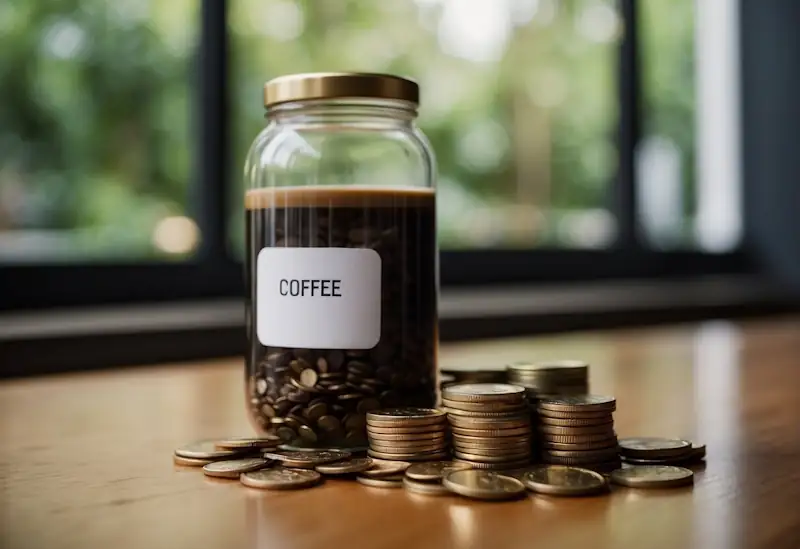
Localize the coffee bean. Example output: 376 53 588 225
327 351 345 370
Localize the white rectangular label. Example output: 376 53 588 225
257 247 381 349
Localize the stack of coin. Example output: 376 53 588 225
506 360 589 399
618 437 706 466
365 408 450 462
536 395 620 473
443 383 532 470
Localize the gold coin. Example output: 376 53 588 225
450 426 531 437
443 407 529 419
537 395 616 413
618 437 693 459
215 435 281 449
538 416 614 427
441 398 528 413
405 461 472 481
442 383 526 403
173 455 214 467
367 449 450 461
453 450 531 463
452 458 532 470
538 424 616 437
202 458 270 478
360 459 411 478
315 457 374 475
403 477 450 496
536 408 615 420
367 432 448 442
442 469 526 500
175 440 242 460
366 408 446 425
541 439 618 451
240 468 322 490
366 424 447 435
447 416 531 430
263 449 351 466
610 465 694 488
356 475 404 488
521 465 607 496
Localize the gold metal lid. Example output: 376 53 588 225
263 72 419 107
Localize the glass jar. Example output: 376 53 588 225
243 73 437 449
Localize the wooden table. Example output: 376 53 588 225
1 316 799 549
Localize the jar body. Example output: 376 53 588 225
244 98 437 448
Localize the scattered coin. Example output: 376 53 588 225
315 457 374 475
240 468 322 490
173 455 215 467
522 465 608 496
618 437 693 459
442 383 526 403
403 477 451 496
359 459 411 478
356 475 404 488
215 435 281 449
610 465 694 488
537 395 616 413
202 458 270 479
175 440 242 460
404 461 472 481
263 450 351 468
442 469 526 500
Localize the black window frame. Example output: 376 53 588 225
0 0 754 312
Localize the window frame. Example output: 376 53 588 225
0 0 754 312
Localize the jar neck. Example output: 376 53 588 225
266 98 418 125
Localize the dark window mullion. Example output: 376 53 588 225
615 0 642 250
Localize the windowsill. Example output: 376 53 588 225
1 274 795 377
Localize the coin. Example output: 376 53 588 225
538 416 614 427
610 465 694 488
544 447 620 460
453 450 530 463
507 359 588 373
538 424 616 437
542 453 619 466
315 457 374 475
202 458 270 478
442 469 526 500
175 440 242 460
263 450 351 467
360 459 411 478
618 437 693 459
452 436 531 450
536 408 614 420
452 458 532 471
404 461 472 481
356 475 404 488
540 439 618 451
442 383 526 403
447 416 531 430
403 477 450 496
443 407 528 419
522 465 608 496
450 426 531 437
441 399 528 413
367 432 448 442
366 425 447 435
366 408 446 425
173 455 215 467
368 449 451 461
537 395 616 413
215 435 281 449
240 468 322 490
620 455 700 466
369 442 449 454
690 442 706 460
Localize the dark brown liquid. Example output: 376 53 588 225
245 187 437 447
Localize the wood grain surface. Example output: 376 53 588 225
1 317 799 549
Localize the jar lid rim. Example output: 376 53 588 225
263 72 419 107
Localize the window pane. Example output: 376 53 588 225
229 0 619 254
638 0 742 251
0 0 199 262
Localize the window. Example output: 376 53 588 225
1 0 750 312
